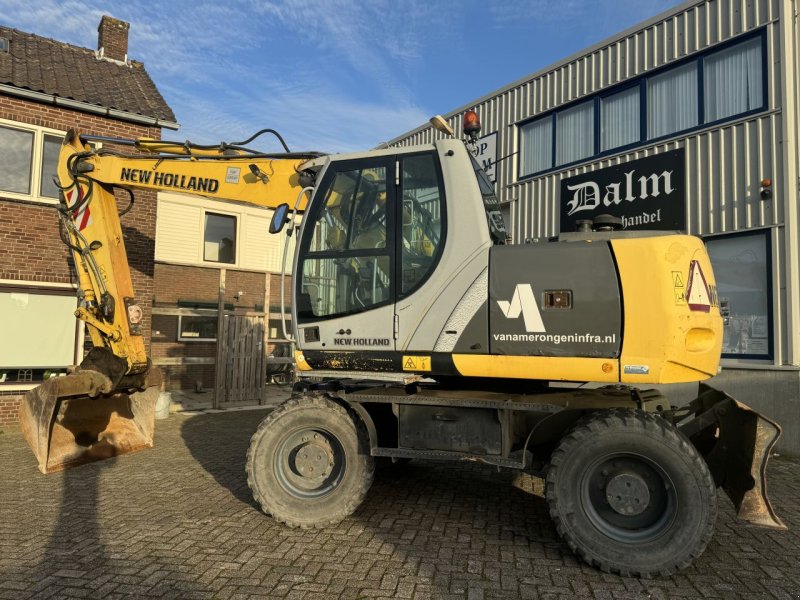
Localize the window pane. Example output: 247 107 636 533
704 37 763 122
309 167 387 252
300 163 392 320
0 125 34 195
39 134 61 198
556 101 594 166
647 62 698 139
310 169 359 252
706 232 770 357
0 291 76 369
601 87 640 151
349 167 387 250
401 154 442 294
299 256 390 318
520 117 552 176
204 213 236 263
179 315 217 340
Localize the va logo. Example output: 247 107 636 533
496 284 545 332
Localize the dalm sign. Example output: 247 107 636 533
559 149 685 232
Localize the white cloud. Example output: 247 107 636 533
0 0 105 46
0 0 433 149
0 0 685 153
161 80 428 153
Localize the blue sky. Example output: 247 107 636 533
1 0 680 153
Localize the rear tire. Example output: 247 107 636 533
545 409 716 577
246 394 374 528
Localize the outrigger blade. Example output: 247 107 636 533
19 368 161 474
679 384 786 530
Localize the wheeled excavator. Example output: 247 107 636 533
21 114 785 577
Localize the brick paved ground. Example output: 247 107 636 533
1 407 799 600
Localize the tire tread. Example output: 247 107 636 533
245 393 374 529
546 409 716 578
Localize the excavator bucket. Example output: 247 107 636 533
679 384 786 530
19 369 160 474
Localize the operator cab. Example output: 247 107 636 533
295 149 447 326
269 111 508 371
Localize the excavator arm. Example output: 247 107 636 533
20 128 321 473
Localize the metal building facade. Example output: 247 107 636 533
389 0 800 452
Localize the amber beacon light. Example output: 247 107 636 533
463 110 481 141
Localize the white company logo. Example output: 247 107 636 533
496 284 545 332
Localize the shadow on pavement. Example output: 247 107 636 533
27 455 206 600
30 457 116 595
180 408 272 508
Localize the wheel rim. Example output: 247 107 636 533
273 427 345 499
580 452 677 543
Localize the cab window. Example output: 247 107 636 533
400 154 444 295
298 161 392 320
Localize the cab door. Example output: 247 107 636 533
294 156 397 359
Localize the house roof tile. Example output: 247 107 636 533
0 25 176 125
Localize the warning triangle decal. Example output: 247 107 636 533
686 260 711 313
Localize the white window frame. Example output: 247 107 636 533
0 118 65 205
202 209 239 266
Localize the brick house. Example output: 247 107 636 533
0 16 177 426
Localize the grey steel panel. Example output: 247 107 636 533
488 242 621 358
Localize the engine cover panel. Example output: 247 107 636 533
489 242 621 358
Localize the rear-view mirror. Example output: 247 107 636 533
269 203 290 234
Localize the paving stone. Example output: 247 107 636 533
1 408 799 599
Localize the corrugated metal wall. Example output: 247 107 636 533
389 0 800 366
392 0 783 242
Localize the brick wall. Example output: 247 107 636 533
0 96 163 426
269 273 293 311
152 263 294 391
153 264 279 310
0 392 23 427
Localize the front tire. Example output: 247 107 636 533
246 394 374 528
546 409 716 577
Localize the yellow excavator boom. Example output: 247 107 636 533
19 129 320 473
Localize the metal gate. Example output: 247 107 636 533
214 314 266 406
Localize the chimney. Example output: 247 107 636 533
97 15 129 63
